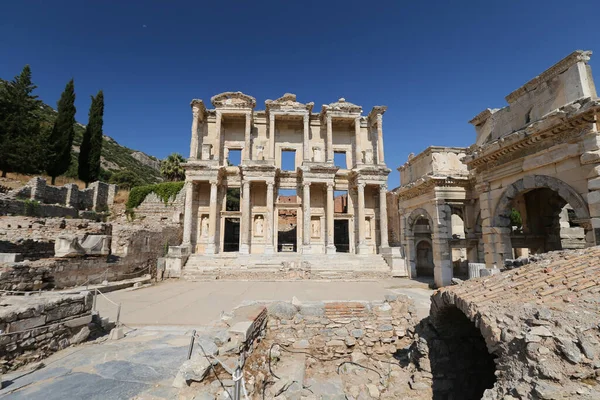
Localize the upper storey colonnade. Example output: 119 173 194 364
188 92 387 169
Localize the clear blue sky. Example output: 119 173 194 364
1 1 599 187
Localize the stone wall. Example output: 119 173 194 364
5 177 116 212
134 189 185 222
266 294 418 359
0 217 111 260
0 292 93 372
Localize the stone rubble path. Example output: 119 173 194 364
0 278 432 399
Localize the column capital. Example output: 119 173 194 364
303 113 309 123
269 113 275 122
357 182 366 190
326 182 335 189
267 181 274 189
380 183 387 191
326 114 332 123
303 182 311 188
209 180 219 186
376 113 383 123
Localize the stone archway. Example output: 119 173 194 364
489 175 592 264
405 208 435 279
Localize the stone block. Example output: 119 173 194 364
267 302 298 320
0 253 23 263
63 314 92 328
108 326 125 340
54 235 85 258
8 315 46 333
581 150 600 165
589 178 600 191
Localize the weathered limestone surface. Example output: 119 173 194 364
0 292 94 372
390 49 600 288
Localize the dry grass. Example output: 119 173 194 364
0 173 87 190
114 189 130 204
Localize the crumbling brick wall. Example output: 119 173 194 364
266 295 418 359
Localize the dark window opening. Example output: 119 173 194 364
226 188 240 211
278 209 297 252
223 218 240 252
334 219 350 253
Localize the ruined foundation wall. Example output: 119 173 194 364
266 295 418 359
0 292 93 372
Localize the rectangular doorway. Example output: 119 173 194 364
334 219 350 253
223 217 240 252
278 209 297 252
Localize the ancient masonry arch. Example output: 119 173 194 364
406 207 435 230
486 175 593 265
404 207 435 279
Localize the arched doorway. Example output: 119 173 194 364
491 175 592 262
415 238 434 276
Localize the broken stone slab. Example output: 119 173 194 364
304 375 345 400
109 326 125 340
267 301 298 320
172 357 212 388
268 354 305 398
54 235 85 257
0 253 23 263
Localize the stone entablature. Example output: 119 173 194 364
181 92 391 257
398 146 469 188
469 50 596 146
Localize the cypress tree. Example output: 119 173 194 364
79 90 104 187
46 79 76 185
0 65 42 177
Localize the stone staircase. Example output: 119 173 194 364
182 253 391 281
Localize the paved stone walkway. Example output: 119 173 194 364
95 279 433 326
0 279 433 399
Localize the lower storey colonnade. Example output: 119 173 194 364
181 179 389 255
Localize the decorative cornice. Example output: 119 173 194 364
468 108 499 126
210 91 256 109
367 106 387 123
396 175 471 201
465 99 600 171
505 50 592 104
320 97 362 117
190 99 206 120
265 93 313 115
397 146 469 172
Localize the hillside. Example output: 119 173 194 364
37 103 162 185
1 77 162 185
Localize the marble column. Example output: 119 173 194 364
326 183 336 254
182 182 195 248
376 114 385 164
244 111 252 161
302 182 311 253
269 113 276 160
303 114 310 162
189 108 200 159
215 111 222 164
205 181 218 254
354 116 362 166
265 182 275 254
356 183 368 254
326 115 333 163
432 200 452 287
379 184 389 249
240 181 251 254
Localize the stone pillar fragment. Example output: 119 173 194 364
265 182 275 254
379 184 389 249
356 183 368 254
354 116 362 166
240 181 251 254
189 108 200 159
215 111 222 163
303 114 310 162
206 181 218 254
302 183 311 253
377 114 385 164
269 113 276 160
182 182 195 248
326 115 333 163
244 111 252 161
326 183 336 254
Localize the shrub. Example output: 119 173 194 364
126 181 185 210
23 199 41 216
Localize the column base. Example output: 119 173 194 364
205 243 216 255
302 245 312 254
378 245 390 254
264 245 275 255
239 244 250 255
357 244 370 255
326 245 337 254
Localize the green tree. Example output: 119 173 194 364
160 153 186 181
79 90 104 187
45 79 76 185
510 208 522 229
0 66 43 177
109 169 142 189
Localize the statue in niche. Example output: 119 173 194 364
313 147 323 162
255 215 264 236
311 219 320 238
201 215 209 237
365 218 371 238
364 149 373 164
255 145 265 160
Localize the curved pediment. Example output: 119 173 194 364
210 91 256 109
265 93 314 113
321 98 362 115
